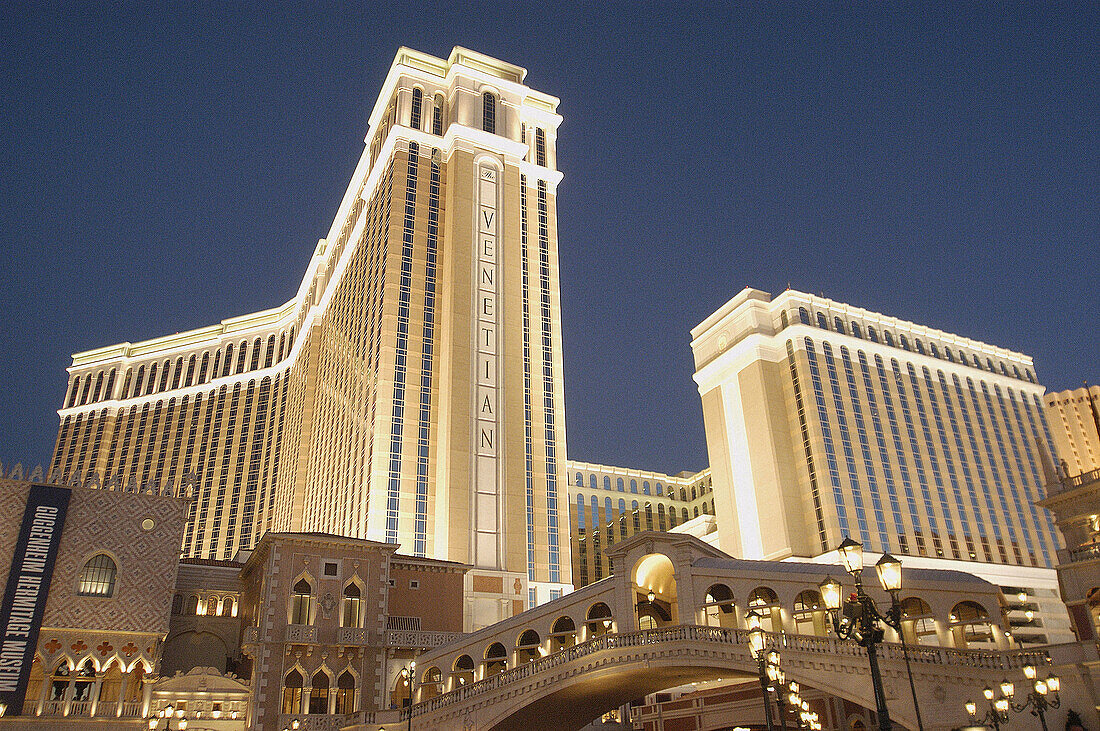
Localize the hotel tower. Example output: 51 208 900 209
49 47 572 621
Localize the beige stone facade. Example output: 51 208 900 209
690 287 1074 646
48 48 572 616
1038 467 1100 640
1046 384 1100 475
565 461 715 588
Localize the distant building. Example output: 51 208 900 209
1045 384 1100 475
689 287 1072 645
564 461 714 588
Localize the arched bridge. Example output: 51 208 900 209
343 532 1095 730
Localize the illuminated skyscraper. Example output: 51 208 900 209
50 47 571 623
691 288 1073 644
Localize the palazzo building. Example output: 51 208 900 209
48 47 571 623
690 287 1073 644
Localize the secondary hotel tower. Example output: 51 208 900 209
691 288 1063 568
49 48 571 613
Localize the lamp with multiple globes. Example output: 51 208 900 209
746 609 776 731
399 661 417 731
148 704 188 731
1000 663 1061 731
819 539 925 731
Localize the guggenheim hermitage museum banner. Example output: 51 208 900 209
0 484 71 714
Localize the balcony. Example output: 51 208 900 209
337 626 369 645
285 624 317 643
384 629 465 648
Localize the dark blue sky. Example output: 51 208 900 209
1 4 1096 475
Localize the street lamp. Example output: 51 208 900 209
965 685 1010 730
399 661 417 731
1005 664 1061 731
874 553 925 731
819 539 898 731
746 611 776 731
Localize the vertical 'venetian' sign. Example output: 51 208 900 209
0 484 70 714
475 164 500 567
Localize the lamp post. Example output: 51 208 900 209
399 661 417 731
965 685 1010 730
819 538 896 731
873 553 925 731
1006 664 1061 731
747 610 776 731
766 656 787 731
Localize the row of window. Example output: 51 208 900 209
289 578 363 628
797 335 1058 566
789 307 1036 383
571 473 714 502
282 668 357 715
65 328 296 409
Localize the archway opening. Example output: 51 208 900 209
703 584 736 628
550 616 577 651
632 553 677 629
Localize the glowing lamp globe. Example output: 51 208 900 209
875 553 902 593
837 537 864 575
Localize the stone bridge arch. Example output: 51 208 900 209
373 625 1049 731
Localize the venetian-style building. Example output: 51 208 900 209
690 287 1073 645
49 47 572 624
0 472 189 725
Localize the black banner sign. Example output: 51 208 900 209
0 484 70 714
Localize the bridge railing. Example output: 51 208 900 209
366 624 1047 722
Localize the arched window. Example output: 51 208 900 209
950 600 993 648
604 476 612 491
799 307 811 325
211 352 221 381
867 326 878 343
703 584 735 628
748 586 781 631
834 317 846 335
264 335 276 367
198 353 210 383
586 602 613 637
78 554 117 597
410 87 423 130
851 322 863 339
133 366 146 397
171 594 183 615
223 596 235 617
452 655 474 687
915 338 925 355
945 347 955 362
589 474 597 489
335 671 356 713
420 666 442 701
343 583 362 628
817 312 829 329
290 578 313 625
883 330 895 347
642 481 650 495
236 341 248 373
250 337 262 370
223 343 234 376
781 310 790 329
185 594 199 615
575 472 583 486
309 671 329 714
900 597 938 645
630 479 638 494
50 662 70 701
793 589 825 635
550 615 577 651
516 629 540 663
617 478 624 492
282 670 304 714
158 360 170 391
655 482 663 495
73 659 95 701
67 376 80 407
432 94 444 135
483 642 507 676
899 335 910 351
681 507 689 523
482 92 496 134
